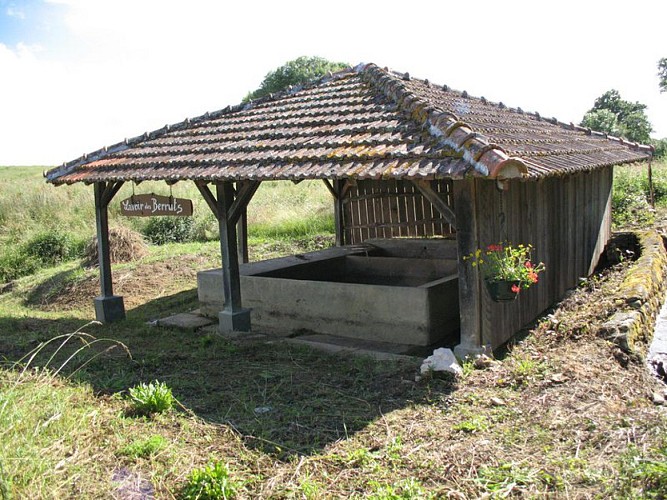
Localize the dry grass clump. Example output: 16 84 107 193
82 226 148 267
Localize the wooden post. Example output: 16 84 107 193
237 208 249 263
333 179 347 246
216 182 251 332
648 158 655 208
93 181 125 322
452 179 485 358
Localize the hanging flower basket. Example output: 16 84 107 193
464 242 546 303
485 279 521 302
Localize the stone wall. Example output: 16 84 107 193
599 230 667 357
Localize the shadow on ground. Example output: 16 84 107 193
0 287 456 458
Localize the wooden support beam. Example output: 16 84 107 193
229 181 260 226
216 182 250 332
413 180 457 228
93 181 125 323
452 179 484 357
195 181 219 219
322 179 337 199
237 209 249 264
101 181 124 207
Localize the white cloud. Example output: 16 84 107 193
6 6 25 19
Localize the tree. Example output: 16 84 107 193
580 89 652 144
659 58 667 93
244 56 349 102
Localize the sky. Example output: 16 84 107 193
0 0 666 166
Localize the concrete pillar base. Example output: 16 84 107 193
454 342 491 360
94 295 126 323
218 308 251 333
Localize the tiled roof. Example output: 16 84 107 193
46 63 651 185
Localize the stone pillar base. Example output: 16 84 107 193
219 308 251 333
94 295 126 323
454 342 491 360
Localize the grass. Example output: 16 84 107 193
1 164 667 496
612 159 667 229
0 167 334 282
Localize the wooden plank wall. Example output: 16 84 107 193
343 180 455 244
475 168 613 349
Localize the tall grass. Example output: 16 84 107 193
0 167 334 282
612 160 667 228
0 326 131 498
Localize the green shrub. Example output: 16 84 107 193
653 138 667 159
142 217 197 245
24 230 84 266
181 462 240 500
612 168 655 228
127 381 174 415
0 246 40 283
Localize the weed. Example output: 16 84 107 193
298 476 321 499
452 415 488 433
476 463 563 495
127 381 175 415
345 447 378 468
459 357 475 378
368 478 429 499
120 434 167 459
181 461 241 500
615 446 667 498
507 352 547 387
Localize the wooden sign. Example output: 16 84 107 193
120 194 193 217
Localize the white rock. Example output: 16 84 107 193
420 347 463 376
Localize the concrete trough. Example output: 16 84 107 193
197 239 460 346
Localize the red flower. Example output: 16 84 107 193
511 284 521 293
528 272 539 283
487 244 503 252
524 261 533 269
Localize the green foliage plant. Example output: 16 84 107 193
0 246 40 282
580 89 652 144
120 435 167 459
658 57 667 93
127 381 174 415
181 461 241 500
142 216 197 245
25 229 84 266
612 165 657 228
652 138 667 159
615 446 667 498
244 56 349 102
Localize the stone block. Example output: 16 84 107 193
94 295 125 323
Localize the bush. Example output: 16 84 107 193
142 217 197 245
612 166 656 228
653 138 667 159
0 246 40 283
24 230 84 266
127 381 174 415
181 462 240 500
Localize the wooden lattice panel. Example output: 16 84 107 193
343 179 454 244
